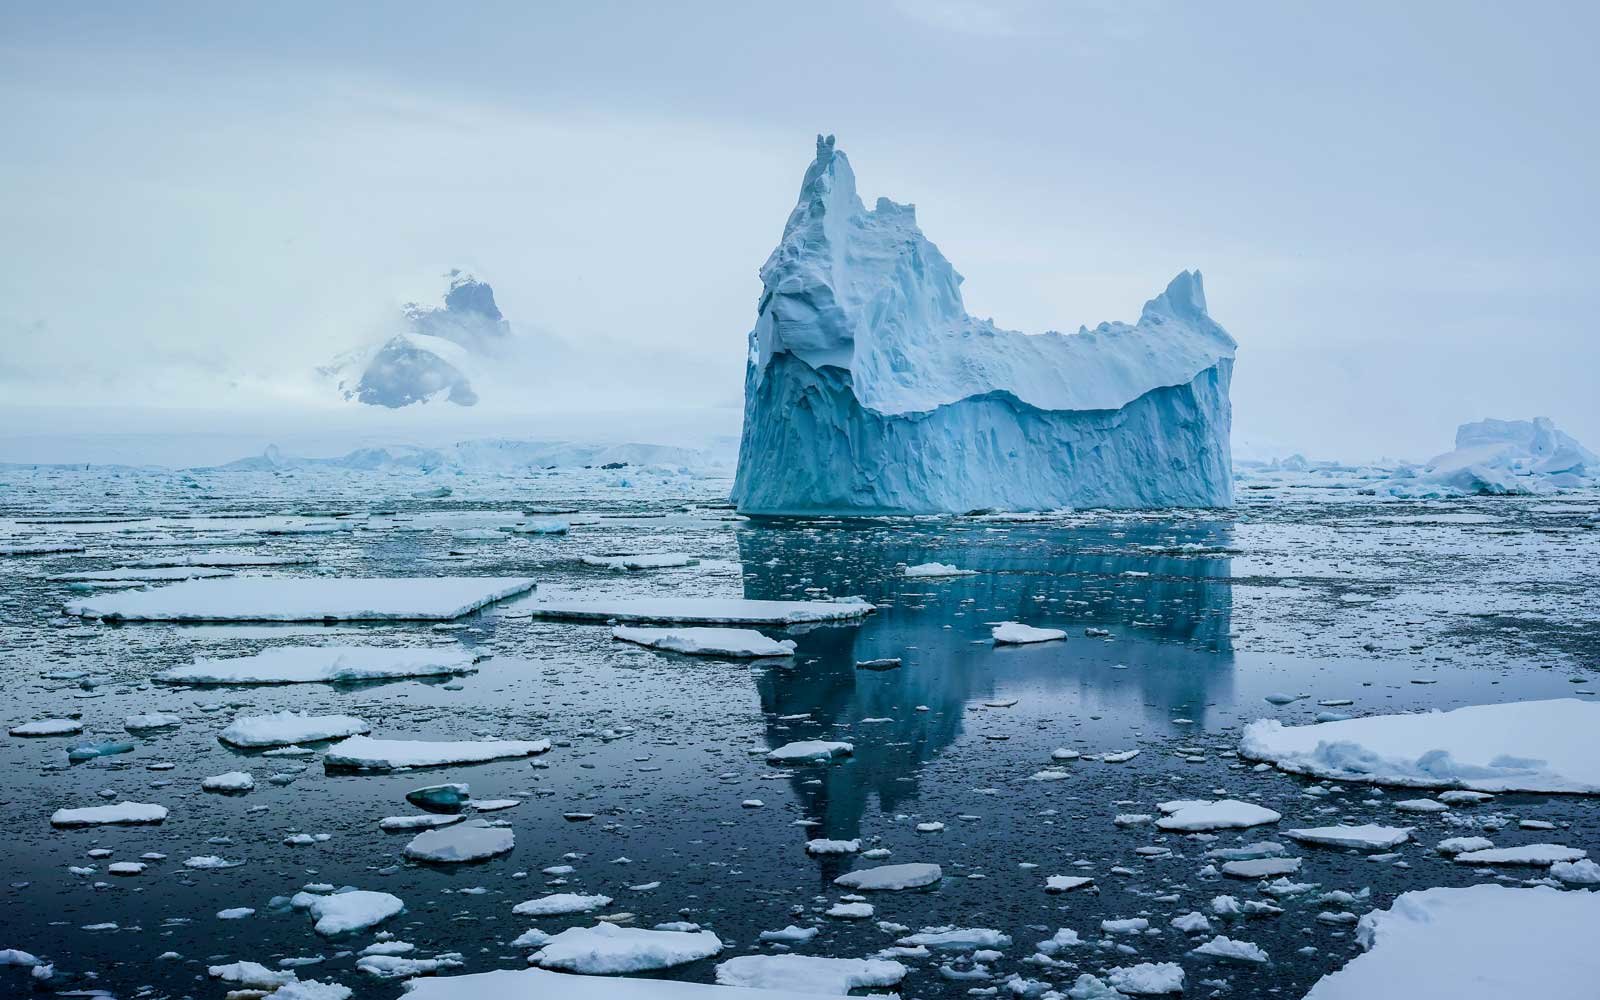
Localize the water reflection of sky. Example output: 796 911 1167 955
736 517 1237 843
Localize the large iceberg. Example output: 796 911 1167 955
730 135 1237 514
1382 416 1597 496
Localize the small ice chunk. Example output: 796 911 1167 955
992 622 1066 645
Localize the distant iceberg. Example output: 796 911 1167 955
1383 417 1597 496
323 270 510 408
731 135 1237 514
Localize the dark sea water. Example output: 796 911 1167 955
1 466 1595 998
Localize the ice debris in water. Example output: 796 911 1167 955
158 645 480 685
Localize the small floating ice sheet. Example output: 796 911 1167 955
305 889 404 935
402 967 842 999
1155 799 1281 831
581 553 700 571
323 735 551 770
833 863 942 890
51 801 168 827
529 591 874 625
404 821 514 863
716 954 906 993
1452 843 1586 866
65 576 537 622
1286 824 1411 850
9 718 83 737
1302 885 1600 1000
513 893 613 916
767 740 853 764
612 626 796 658
903 562 976 578
1241 698 1600 793
219 711 370 748
992 622 1066 644
49 566 235 582
532 922 723 974
159 645 480 685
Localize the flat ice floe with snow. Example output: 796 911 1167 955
1242 698 1600 792
218 711 370 747
833 862 942 890
64 576 536 621
158 645 480 685
50 801 168 827
301 889 405 935
611 626 796 658
1285 824 1411 850
1155 799 1280 831
715 954 906 993
322 735 551 770
403 821 514 862
530 591 874 625
402 968 845 998
1303 885 1600 999
992 622 1066 645
530 922 723 973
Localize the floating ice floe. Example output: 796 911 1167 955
304 890 405 935
512 893 613 916
1220 857 1302 879
48 567 235 583
715 954 907 993
1302 885 1600 999
1285 825 1411 850
1551 859 1600 884
1045 875 1094 893
125 712 182 731
992 622 1066 645
530 592 874 625
401 968 842 998
272 979 353 1000
1452 844 1586 866
532 923 723 973
404 821 514 863
611 626 796 659
130 554 315 568
158 645 480 685
1105 962 1185 995
201 771 254 793
903 562 977 579
380 814 463 832
323 735 551 771
209 961 296 989
0 543 84 556
1191 935 1268 963
9 718 83 737
581 553 700 571
767 741 853 764
1156 799 1281 831
50 802 167 827
219 712 370 748
833 863 942 890
805 838 861 855
1241 698 1600 793
64 576 537 622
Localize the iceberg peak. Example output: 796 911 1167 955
732 137 1238 514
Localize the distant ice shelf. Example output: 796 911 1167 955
730 134 1237 514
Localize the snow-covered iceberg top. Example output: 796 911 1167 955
401 967 845 999
1241 698 1600 793
731 136 1237 513
748 135 1235 417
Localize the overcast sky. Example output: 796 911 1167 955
1 0 1594 462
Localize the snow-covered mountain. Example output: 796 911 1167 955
322 270 510 408
731 135 1237 514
